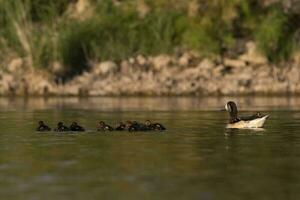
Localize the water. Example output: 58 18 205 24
0 97 300 200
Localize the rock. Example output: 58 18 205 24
224 58 246 68
212 65 224 77
120 60 131 75
78 87 89 96
74 72 93 85
7 58 23 73
94 61 118 75
62 85 79 96
1 73 14 83
178 52 192 67
0 74 14 94
239 42 268 65
137 0 150 18
136 55 147 66
128 57 135 64
152 55 172 71
66 0 93 20
225 39 247 57
197 58 215 69
292 52 300 64
287 65 300 83
51 61 64 75
36 80 53 95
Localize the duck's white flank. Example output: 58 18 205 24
226 115 269 129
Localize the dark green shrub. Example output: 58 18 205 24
255 7 298 62
58 3 185 78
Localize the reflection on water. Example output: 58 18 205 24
0 97 299 199
2 96 300 111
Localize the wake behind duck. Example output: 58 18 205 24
224 101 269 129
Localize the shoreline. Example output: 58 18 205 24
1 42 300 97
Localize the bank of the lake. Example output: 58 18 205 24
1 42 300 96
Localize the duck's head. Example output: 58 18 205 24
57 122 63 127
99 121 105 126
224 101 238 120
126 121 133 128
38 121 44 125
71 122 78 126
117 122 125 126
145 120 152 126
225 101 238 112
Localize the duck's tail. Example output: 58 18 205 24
247 115 269 128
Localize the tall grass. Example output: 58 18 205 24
58 1 185 78
0 0 64 68
255 7 299 62
0 0 299 78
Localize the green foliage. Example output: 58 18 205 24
25 0 71 22
0 0 300 77
58 4 184 77
255 7 297 62
183 0 239 55
0 0 60 68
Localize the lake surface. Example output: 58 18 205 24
0 97 300 200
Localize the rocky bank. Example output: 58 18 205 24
1 41 300 96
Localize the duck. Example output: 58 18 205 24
97 121 114 131
145 120 166 131
126 121 140 132
36 121 51 132
115 122 126 131
54 122 70 132
69 122 85 132
224 101 269 129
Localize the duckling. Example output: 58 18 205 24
54 122 70 132
145 120 166 131
97 121 114 131
36 121 51 132
138 122 150 131
126 121 140 132
115 122 126 131
125 121 133 130
224 101 269 129
70 122 85 132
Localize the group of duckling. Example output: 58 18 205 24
36 120 166 132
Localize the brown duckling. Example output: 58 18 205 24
115 122 126 131
145 120 166 131
126 121 139 132
70 122 85 132
97 121 114 131
126 121 148 132
54 122 70 132
36 121 51 132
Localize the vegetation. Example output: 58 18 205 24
0 0 299 78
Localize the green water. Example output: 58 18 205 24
0 97 300 200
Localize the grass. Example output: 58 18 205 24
0 0 299 78
255 7 299 62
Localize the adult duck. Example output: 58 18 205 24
224 101 269 129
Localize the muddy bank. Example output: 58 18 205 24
1 42 300 96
